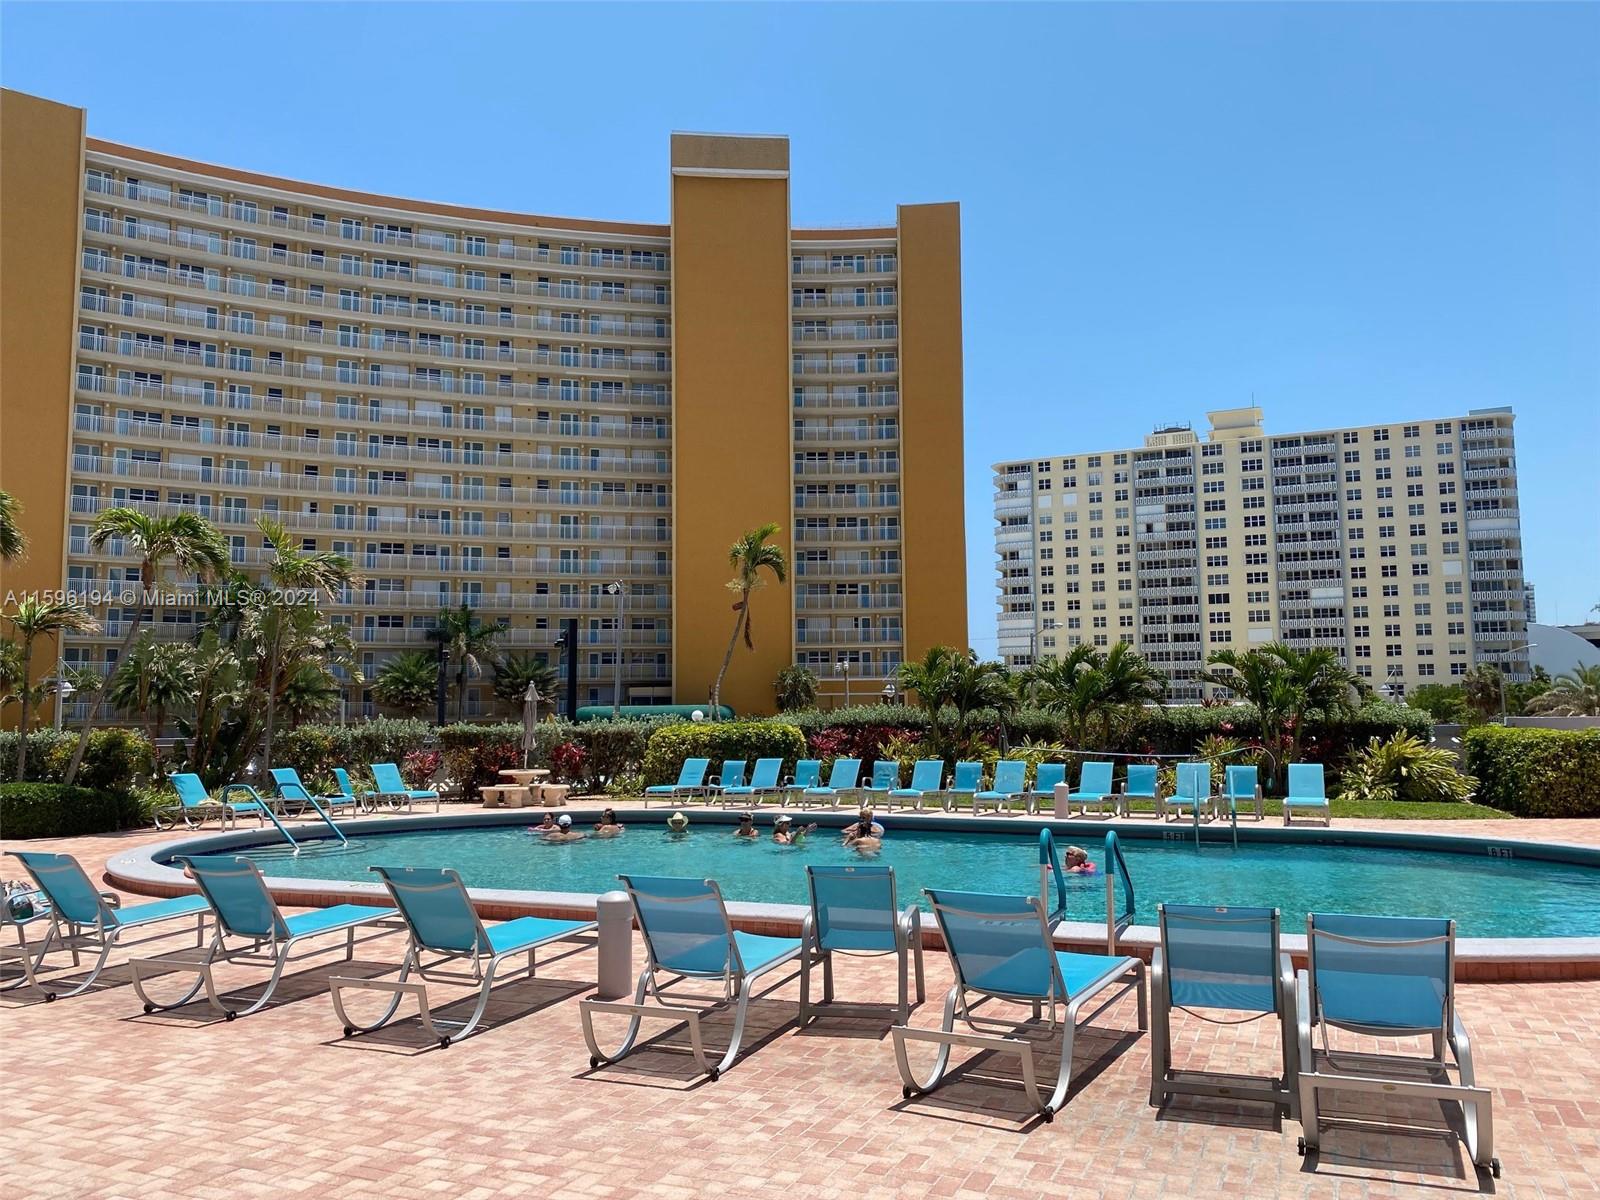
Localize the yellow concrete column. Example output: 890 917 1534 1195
896 202 968 658
1 89 85 725
669 134 794 715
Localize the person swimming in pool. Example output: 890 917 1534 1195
842 808 884 854
594 807 625 838
1064 844 1097 874
530 812 557 835
772 814 817 845
542 813 585 843
733 812 760 840
665 810 690 836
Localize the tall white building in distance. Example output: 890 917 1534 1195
993 407 1527 700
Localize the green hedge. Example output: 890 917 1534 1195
0 782 143 839
270 718 432 784
0 728 154 793
1464 726 1600 817
643 722 809 787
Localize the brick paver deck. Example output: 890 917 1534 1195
3 817 1597 1199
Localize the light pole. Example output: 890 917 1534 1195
835 659 852 710
1497 643 1538 725
1029 619 1061 664
605 580 625 717
880 681 898 707
53 661 75 730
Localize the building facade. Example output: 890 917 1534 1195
0 90 966 721
994 406 1527 700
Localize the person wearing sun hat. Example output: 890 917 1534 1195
665 810 689 834
772 813 817 846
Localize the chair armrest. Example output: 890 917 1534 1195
897 903 921 951
100 891 123 910
800 911 816 953
1295 968 1314 1065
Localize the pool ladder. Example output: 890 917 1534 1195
1040 829 1135 954
221 783 347 855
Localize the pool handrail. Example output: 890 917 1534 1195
1037 828 1070 923
1104 831 1135 954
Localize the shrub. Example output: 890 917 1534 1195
0 728 153 794
1464 726 1600 817
574 722 654 792
1337 732 1475 805
271 718 431 782
437 723 523 796
549 741 586 784
642 721 808 787
400 749 440 790
0 782 143 838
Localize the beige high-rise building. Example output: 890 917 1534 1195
1 89 967 722
994 406 1527 700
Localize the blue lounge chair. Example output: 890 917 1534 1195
644 756 711 805
331 767 366 812
941 760 983 812
890 759 944 812
706 759 747 805
271 766 357 817
779 759 822 807
1297 913 1497 1176
370 761 441 812
1222 764 1264 821
801 865 924 1024
805 757 862 808
1064 761 1116 818
1283 763 1330 827
891 889 1146 1120
1119 763 1161 818
579 875 804 1079
976 760 1028 814
859 760 901 804
3 851 209 1001
128 855 398 1019
719 757 784 806
1163 762 1212 822
152 772 271 830
1150 903 1296 1114
327 866 596 1047
1024 762 1067 815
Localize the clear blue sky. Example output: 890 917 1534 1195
5 2 1596 646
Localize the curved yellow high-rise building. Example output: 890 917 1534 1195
0 89 966 720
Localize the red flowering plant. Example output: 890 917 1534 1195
401 749 441 791
548 741 587 784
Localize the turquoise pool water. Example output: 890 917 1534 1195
229 819 1600 939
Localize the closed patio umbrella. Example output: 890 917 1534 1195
521 681 541 769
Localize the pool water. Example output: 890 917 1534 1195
233 820 1600 939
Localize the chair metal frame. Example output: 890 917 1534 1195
368 762 442 813
643 757 712 806
975 759 1028 815
705 759 748 805
327 865 596 1047
804 757 862 809
719 757 785 807
128 855 399 1020
1283 762 1331 827
799 865 925 1025
1024 762 1068 815
939 760 983 813
1149 903 1298 1114
1296 913 1498 1176
152 772 271 830
890 759 944 812
1064 760 1117 818
1118 763 1162 819
777 759 822 807
890 889 1147 1121
858 759 902 808
1219 764 1266 822
3 851 210 1001
579 874 804 1080
1162 762 1213 823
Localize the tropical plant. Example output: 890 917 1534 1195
492 653 558 715
427 603 502 720
1524 665 1600 717
1337 732 1475 805
1199 641 1359 775
63 508 230 785
4 596 100 781
0 489 25 562
774 663 819 712
897 646 1014 756
372 651 440 717
1407 682 1471 725
710 523 787 715
1022 642 1164 747
254 516 356 769
106 633 195 744
0 640 21 714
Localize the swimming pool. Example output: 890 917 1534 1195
215 813 1600 940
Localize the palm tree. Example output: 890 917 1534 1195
372 651 440 717
1200 641 1358 771
947 654 1016 751
255 517 356 769
897 644 962 754
427 604 502 721
237 599 361 754
63 508 230 785
4 597 100 781
774 664 819 712
107 634 196 745
710 523 787 715
492 653 558 715
1526 665 1600 717
0 489 25 562
0 640 22 716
